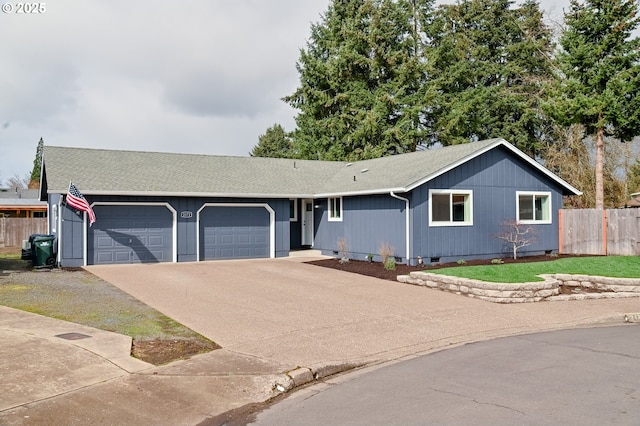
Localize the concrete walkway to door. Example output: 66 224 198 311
86 258 639 369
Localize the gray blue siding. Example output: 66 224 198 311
411 146 564 263
52 195 291 266
313 194 407 262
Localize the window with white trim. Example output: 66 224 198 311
328 197 342 221
429 190 473 226
289 199 297 222
517 191 551 223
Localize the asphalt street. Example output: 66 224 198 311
248 325 640 426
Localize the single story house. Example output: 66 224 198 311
0 188 48 218
40 138 581 267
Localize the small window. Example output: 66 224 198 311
517 191 551 223
328 197 342 221
429 190 473 226
289 199 297 222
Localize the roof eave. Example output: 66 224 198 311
313 187 408 198
46 189 316 199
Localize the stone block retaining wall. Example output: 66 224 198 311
397 272 640 303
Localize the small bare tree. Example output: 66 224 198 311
493 220 538 260
378 242 395 264
337 237 349 263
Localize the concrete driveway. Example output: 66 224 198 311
87 257 639 369
3 257 637 425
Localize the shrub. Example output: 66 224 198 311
491 258 505 264
378 242 395 264
384 257 396 270
337 237 349 263
457 259 466 265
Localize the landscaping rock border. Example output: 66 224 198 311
397 272 640 303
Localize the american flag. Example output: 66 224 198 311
67 182 96 226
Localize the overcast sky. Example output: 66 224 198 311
0 0 569 185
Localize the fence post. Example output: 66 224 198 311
602 209 607 255
558 209 563 255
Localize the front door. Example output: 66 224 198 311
302 199 314 246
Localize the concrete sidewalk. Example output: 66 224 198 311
2 257 639 425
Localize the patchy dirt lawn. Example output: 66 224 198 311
0 247 219 365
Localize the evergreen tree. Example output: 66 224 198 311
29 137 44 187
285 0 433 161
250 124 294 158
551 0 640 208
425 0 555 155
628 160 640 194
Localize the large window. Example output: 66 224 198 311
517 191 551 223
429 190 473 226
328 197 342 221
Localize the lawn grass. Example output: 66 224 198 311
426 256 640 283
0 253 210 341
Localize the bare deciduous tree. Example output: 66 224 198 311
6 173 30 190
493 219 538 260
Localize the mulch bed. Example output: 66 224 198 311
306 254 585 282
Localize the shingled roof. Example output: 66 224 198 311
42 138 581 198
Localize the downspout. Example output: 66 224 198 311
390 191 410 265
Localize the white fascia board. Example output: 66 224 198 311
49 189 316 199
404 139 582 196
313 187 408 198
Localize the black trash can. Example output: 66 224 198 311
32 235 56 267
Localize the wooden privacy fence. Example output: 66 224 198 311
559 208 640 256
0 217 48 248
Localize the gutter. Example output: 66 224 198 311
390 191 410 265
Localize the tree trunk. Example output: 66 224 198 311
595 124 605 209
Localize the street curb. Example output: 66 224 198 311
624 313 640 323
275 361 365 393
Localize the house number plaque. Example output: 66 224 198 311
181 211 193 218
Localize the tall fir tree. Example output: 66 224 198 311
250 124 294 158
29 137 44 187
284 0 433 161
551 0 640 208
425 0 555 155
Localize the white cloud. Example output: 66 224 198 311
0 0 570 185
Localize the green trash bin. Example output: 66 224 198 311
33 235 56 267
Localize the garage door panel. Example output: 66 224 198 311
97 236 115 248
200 206 270 260
148 236 164 246
89 205 173 265
254 232 268 244
115 251 131 263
